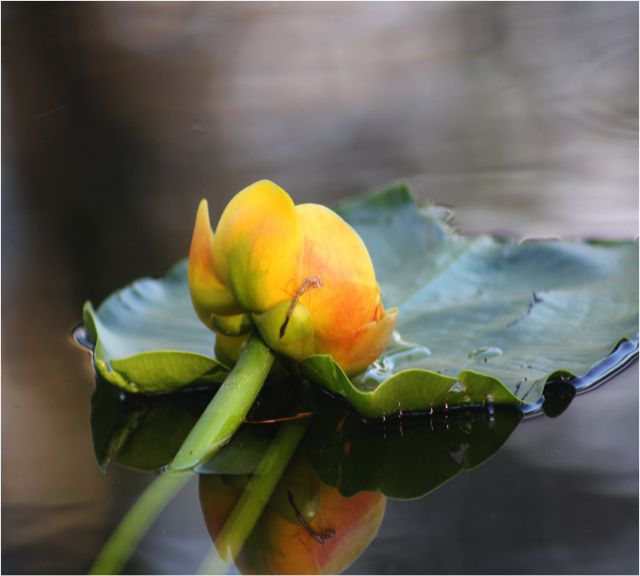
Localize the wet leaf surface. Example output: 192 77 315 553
81 185 638 414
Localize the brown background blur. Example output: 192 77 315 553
2 2 638 573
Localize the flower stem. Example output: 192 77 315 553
170 333 275 471
89 472 192 575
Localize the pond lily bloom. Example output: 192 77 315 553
188 180 397 375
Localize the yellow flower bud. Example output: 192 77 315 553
188 181 397 375
212 180 303 312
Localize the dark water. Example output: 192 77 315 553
2 3 638 574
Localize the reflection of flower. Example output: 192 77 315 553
188 180 397 375
200 451 386 574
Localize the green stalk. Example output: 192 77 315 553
214 418 309 562
170 334 274 471
89 472 192 575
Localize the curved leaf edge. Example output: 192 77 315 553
82 301 230 394
301 333 639 420
301 355 521 419
335 181 463 242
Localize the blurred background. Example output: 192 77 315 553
2 2 638 574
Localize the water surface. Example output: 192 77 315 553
2 3 637 574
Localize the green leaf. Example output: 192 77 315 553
301 357 521 419
302 183 637 417
82 184 638 414
116 406 200 472
83 261 229 393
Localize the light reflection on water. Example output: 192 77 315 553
2 2 638 574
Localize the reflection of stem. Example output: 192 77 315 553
170 334 275 471
89 472 192 575
215 419 309 562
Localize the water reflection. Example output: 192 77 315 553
84 321 640 573
3 2 637 573
305 400 521 500
200 451 386 575
90 375 525 574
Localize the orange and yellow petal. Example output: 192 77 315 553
191 182 395 375
317 307 398 376
188 200 242 328
295 203 381 342
212 180 303 313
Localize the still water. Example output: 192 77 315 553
48 337 640 575
2 2 638 574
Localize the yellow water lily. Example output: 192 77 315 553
188 180 397 376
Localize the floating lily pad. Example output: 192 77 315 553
83 261 229 393
306 184 638 416
81 184 638 415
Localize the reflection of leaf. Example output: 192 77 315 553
81 184 638 413
91 379 207 472
91 375 303 472
116 405 200 472
304 400 522 499
196 427 272 476
91 378 142 470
